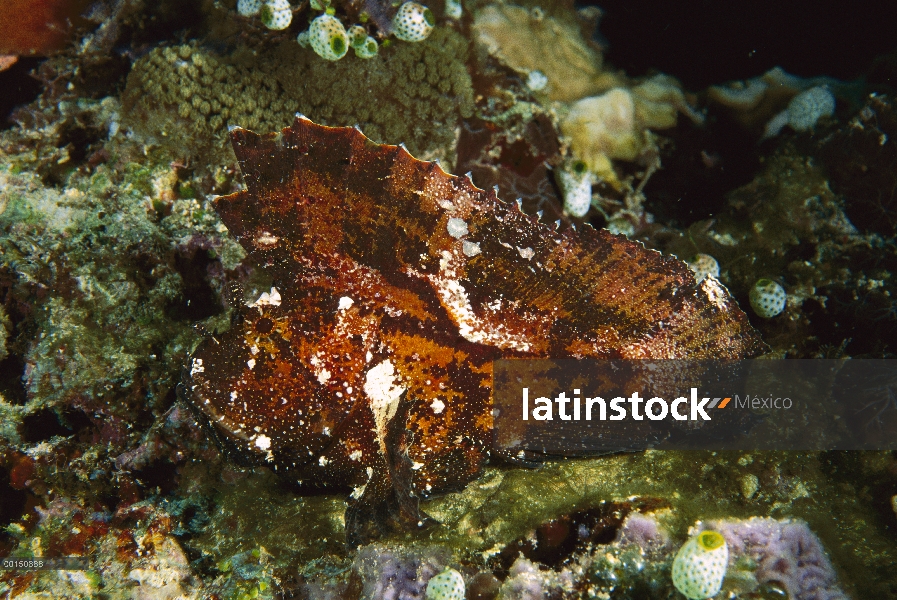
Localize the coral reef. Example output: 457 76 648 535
1 0 897 597
497 557 572 599
817 94 897 237
354 545 448 599
470 3 700 200
656 146 896 356
275 27 474 166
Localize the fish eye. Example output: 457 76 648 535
255 316 275 334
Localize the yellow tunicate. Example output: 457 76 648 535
560 88 641 188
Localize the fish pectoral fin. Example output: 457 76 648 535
344 396 435 548
344 466 393 548
343 460 435 548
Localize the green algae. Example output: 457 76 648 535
1 167 193 412
191 469 346 565
0 97 243 474
0 304 9 361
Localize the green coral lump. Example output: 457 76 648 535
121 44 295 163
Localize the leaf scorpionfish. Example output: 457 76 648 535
182 116 766 545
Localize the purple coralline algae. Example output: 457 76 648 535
498 557 575 600
354 544 449 600
615 511 671 557
706 517 848 600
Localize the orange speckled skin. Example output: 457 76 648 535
183 117 766 545
0 0 90 56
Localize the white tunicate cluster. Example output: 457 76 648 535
687 253 720 282
557 161 594 217
260 0 292 30
671 531 728 599
392 2 435 42
425 568 465 600
749 278 787 318
764 86 835 138
309 14 349 61
237 0 261 17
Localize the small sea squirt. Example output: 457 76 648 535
672 531 729 599
182 116 766 545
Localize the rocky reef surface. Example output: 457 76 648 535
1 0 896 598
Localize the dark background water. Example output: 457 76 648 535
582 0 897 89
